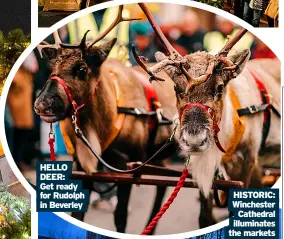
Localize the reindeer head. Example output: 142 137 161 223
156 49 250 154
34 6 138 123
34 37 117 123
134 3 250 155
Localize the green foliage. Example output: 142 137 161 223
0 28 30 91
0 190 31 239
195 0 224 8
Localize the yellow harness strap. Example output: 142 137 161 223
222 88 246 163
59 71 125 155
100 71 125 152
0 142 4 156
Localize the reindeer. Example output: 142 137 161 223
133 3 280 227
34 6 179 233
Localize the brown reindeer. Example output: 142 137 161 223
34 6 178 233
133 3 280 227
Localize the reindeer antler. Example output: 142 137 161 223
132 3 216 89
218 28 248 57
138 3 181 59
133 4 248 93
183 62 215 94
216 28 248 73
87 6 141 49
132 3 184 82
37 5 140 58
132 45 187 82
37 31 62 58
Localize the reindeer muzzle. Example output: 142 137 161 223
179 102 226 153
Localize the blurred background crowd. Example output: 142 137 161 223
194 0 279 27
38 0 279 28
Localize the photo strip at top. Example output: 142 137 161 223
38 0 279 28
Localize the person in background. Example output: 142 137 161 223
204 16 254 53
6 53 39 170
131 21 155 59
264 0 278 27
133 21 187 61
233 0 244 19
243 0 265 27
176 10 205 54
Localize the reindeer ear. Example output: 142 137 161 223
226 49 250 79
86 38 117 69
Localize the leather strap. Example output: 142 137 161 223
271 104 281 118
237 103 270 117
249 69 271 149
75 126 174 173
117 107 156 116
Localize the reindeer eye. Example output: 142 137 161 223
215 83 224 100
174 86 185 99
217 84 224 93
77 66 87 80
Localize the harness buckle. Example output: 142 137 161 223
156 108 163 122
184 156 190 168
134 108 142 115
248 105 258 114
49 132 54 139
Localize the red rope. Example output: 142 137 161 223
48 137 56 161
141 168 189 235
48 123 56 161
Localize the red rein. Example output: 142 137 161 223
48 123 56 161
141 167 189 235
141 103 226 235
179 103 226 153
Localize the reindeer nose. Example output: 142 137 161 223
34 98 54 114
181 128 209 149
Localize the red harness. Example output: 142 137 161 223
48 75 100 124
248 69 271 122
45 75 100 161
248 68 271 148
179 102 226 153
